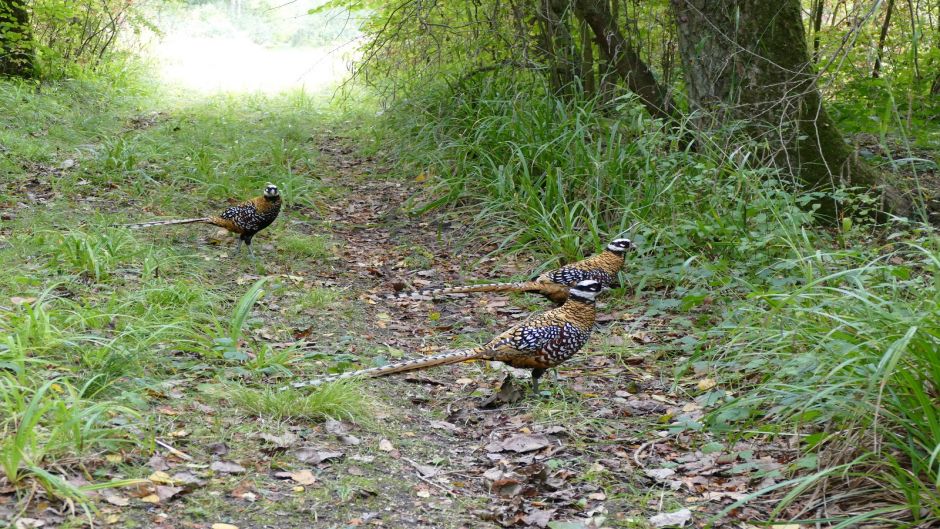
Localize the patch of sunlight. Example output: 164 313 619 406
141 1 360 95
154 34 355 94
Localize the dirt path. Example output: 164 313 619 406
124 136 784 529
2 124 793 529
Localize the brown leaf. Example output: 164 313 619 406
211 461 246 474
155 485 182 502
500 434 551 453
147 453 169 472
491 477 524 497
139 494 160 504
523 509 556 528
14 518 45 529
208 442 229 455
170 471 204 488
294 448 344 464
103 494 129 507
10 297 37 306
148 471 173 484
289 470 316 486
324 419 349 435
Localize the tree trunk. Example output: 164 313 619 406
811 0 825 63
536 0 580 95
0 0 35 78
671 0 910 221
873 0 895 78
579 18 595 96
575 0 672 120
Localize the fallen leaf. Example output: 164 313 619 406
14 519 45 529
148 471 174 484
416 488 430 498
492 477 524 497
208 442 229 455
103 494 130 506
378 439 395 452
147 453 169 471
211 524 240 529
645 468 677 481
410 462 439 478
338 434 361 445
324 419 348 435
289 470 316 486
524 509 556 528
500 434 551 453
696 378 716 391
258 432 299 448
10 297 36 306
649 508 692 528
139 494 160 504
294 448 344 464
155 485 182 502
170 471 204 488
211 461 247 474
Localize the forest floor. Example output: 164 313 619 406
0 85 803 529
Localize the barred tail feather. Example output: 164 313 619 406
120 217 210 229
387 281 547 300
290 348 484 389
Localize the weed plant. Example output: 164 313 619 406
376 74 940 525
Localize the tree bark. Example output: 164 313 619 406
671 0 910 221
536 0 580 95
579 18 595 96
0 0 34 78
873 0 895 78
575 0 673 120
811 0 825 63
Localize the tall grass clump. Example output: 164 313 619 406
698 240 940 526
381 76 816 290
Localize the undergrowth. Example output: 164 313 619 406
0 75 371 513
374 75 940 526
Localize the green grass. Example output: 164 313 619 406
226 381 370 423
373 74 940 526
279 233 335 260
0 75 371 514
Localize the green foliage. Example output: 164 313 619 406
695 240 940 523
27 0 153 78
372 67 940 525
226 381 371 423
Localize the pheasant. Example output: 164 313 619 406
121 184 281 257
296 279 603 393
388 238 635 305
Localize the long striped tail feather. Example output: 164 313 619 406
119 217 211 229
385 281 551 301
290 347 484 389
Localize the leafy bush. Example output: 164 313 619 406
28 0 152 78
697 241 940 524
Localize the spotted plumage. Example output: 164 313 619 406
296 279 603 392
121 184 281 257
388 238 635 305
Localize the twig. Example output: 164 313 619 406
156 438 193 461
633 439 656 468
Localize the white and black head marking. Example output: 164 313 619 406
569 279 602 302
264 183 280 198
607 238 634 254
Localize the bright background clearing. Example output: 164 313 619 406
141 0 360 93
